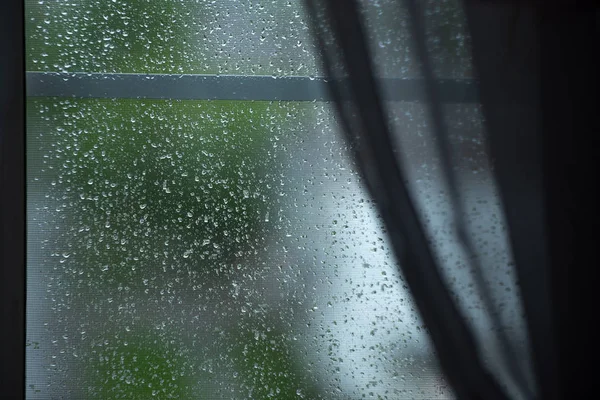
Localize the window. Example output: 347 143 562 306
26 1 530 399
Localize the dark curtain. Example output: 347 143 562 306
304 1 593 399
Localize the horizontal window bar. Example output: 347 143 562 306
26 72 479 103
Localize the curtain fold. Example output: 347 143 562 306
304 1 515 399
303 1 575 399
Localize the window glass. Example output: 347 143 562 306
27 98 452 399
27 0 470 78
26 0 320 76
26 0 528 399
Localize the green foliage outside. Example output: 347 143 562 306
25 1 322 396
27 95 318 398
26 0 214 74
30 98 279 288
26 0 468 398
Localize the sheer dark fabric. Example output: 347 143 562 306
303 1 585 399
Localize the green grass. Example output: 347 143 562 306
83 328 193 399
229 317 324 399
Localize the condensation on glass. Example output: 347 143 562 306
26 0 529 399
26 0 320 76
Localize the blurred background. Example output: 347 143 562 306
26 1 530 398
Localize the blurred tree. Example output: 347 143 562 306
26 0 214 73
26 0 478 398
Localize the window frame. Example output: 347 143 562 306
25 71 478 103
1 0 25 398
